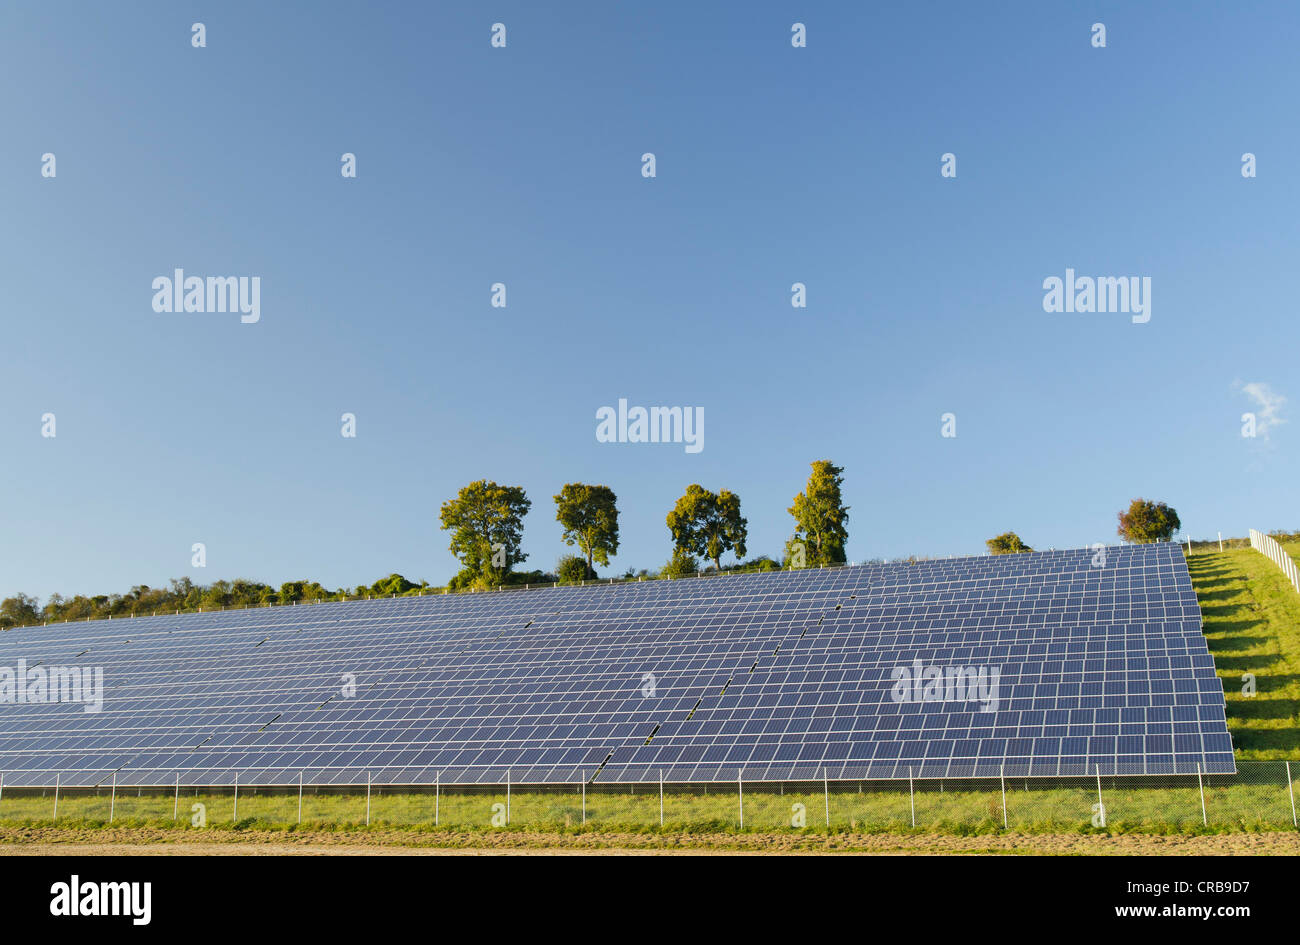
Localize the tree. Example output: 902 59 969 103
986 531 1032 554
788 460 850 567
202 580 232 610
439 480 532 587
662 548 700 578
0 593 41 629
370 573 416 597
554 483 620 574
556 555 595 585
666 485 747 571
1117 498 1181 543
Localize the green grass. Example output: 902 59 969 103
1186 548 1300 758
3 768 1295 835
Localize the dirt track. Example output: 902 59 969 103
3 827 1298 855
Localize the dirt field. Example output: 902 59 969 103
3 826 1298 855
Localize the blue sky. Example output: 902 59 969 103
2 2 1296 601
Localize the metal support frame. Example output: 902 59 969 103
1197 763 1207 826
1000 765 1007 829
1284 759 1294 826
1096 765 1104 826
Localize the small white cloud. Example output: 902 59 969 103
1238 381 1287 439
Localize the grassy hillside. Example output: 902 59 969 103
1186 547 1300 759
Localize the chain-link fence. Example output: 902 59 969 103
1 761 1295 832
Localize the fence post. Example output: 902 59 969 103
823 768 829 827
233 771 238 822
366 771 371 826
1287 761 1297 828
581 772 586 826
1 772 5 806
1096 765 1104 826
506 769 511 825
435 771 440 827
173 772 179 821
53 774 60 820
110 773 116 824
659 770 664 828
298 772 303 824
1000 765 1007 829
1197 763 1207 826
909 768 915 827
738 775 744 829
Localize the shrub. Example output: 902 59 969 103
986 532 1032 555
556 555 597 585
662 549 700 578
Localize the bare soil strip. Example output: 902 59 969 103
2 827 1298 855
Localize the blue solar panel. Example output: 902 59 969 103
0 543 1232 786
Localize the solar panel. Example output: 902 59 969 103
0 543 1232 786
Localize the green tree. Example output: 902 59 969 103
0 593 41 629
554 483 620 574
788 460 850 567
439 480 532 587
662 548 700 578
300 582 330 601
556 554 596 585
370 573 416 597
230 579 268 608
202 580 232 610
986 531 1032 554
1117 498 1181 543
666 485 748 571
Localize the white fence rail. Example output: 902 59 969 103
1249 529 1300 594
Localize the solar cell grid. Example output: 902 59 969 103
0 544 1231 785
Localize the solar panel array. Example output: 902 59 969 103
0 543 1232 786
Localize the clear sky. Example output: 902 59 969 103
2 2 1296 601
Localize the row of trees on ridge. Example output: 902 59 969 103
986 499 1183 555
437 460 849 589
1 488 1199 630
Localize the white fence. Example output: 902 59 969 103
1249 529 1300 594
